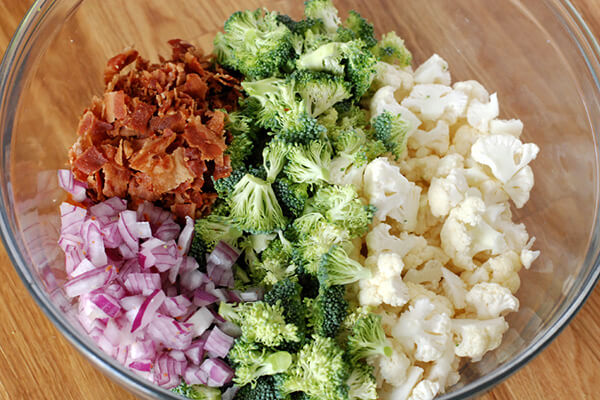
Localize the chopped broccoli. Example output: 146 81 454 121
309 185 375 238
371 111 410 159
219 301 300 347
257 238 296 286
189 215 243 268
294 217 349 274
342 11 377 48
273 178 310 218
171 381 221 400
214 9 293 79
226 108 261 169
346 364 378 400
213 168 248 199
373 31 412 66
296 42 346 75
304 0 342 34
346 313 392 362
290 70 352 117
229 174 287 234
239 236 266 283
274 336 349 400
227 133 255 170
318 245 371 287
242 78 326 144
263 140 291 182
228 339 293 387
307 285 348 338
235 375 281 400
265 278 307 348
284 141 332 185
333 128 385 167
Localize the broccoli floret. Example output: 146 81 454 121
235 375 281 400
342 11 377 48
172 381 221 400
284 141 332 185
273 178 310 218
229 339 293 387
190 215 243 268
296 42 346 75
346 364 377 400
309 185 375 238
242 78 326 144
239 236 266 283
333 129 385 167
229 174 287 234
304 0 342 34
214 168 248 199
307 285 348 338
373 31 412 66
318 245 371 287
265 278 307 349
274 336 349 400
290 70 352 117
257 238 296 286
347 313 392 362
226 109 261 169
371 111 410 159
263 140 291 182
214 9 293 79
227 134 255 170
294 216 350 274
219 301 299 347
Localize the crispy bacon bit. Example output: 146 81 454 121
69 41 242 219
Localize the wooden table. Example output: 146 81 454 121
1 1 600 399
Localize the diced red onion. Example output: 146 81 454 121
123 273 161 296
60 203 87 236
136 201 173 230
146 314 193 350
154 219 181 242
180 269 206 291
200 358 234 387
89 197 127 218
129 340 156 361
217 321 242 338
85 220 107 267
131 289 166 332
129 361 152 372
101 221 122 249
104 283 126 300
177 216 194 255
207 262 235 288
193 289 219 307
239 287 264 302
204 327 234 359
58 170 88 202
64 267 115 298
207 241 240 268
169 349 186 362
90 292 122 319
120 295 145 311
186 307 214 338
184 365 208 385
160 295 192 318
71 258 96 278
154 353 181 389
117 210 140 254
184 339 206 365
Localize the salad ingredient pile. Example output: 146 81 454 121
57 1 541 399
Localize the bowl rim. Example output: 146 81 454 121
0 0 599 399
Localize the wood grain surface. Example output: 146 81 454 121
1 1 600 399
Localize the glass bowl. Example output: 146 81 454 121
1 0 599 398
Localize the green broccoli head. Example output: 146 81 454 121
343 40 378 100
284 141 332 185
304 0 342 34
229 173 287 234
219 301 300 347
309 185 375 238
333 128 385 167
257 238 296 286
264 278 307 349
307 284 348 338
371 111 410 159
273 178 310 218
296 42 347 75
214 9 293 79
346 364 378 400
347 313 392 363
274 336 349 400
235 375 280 400
228 339 293 387
189 214 243 268
171 381 221 400
263 140 292 182
227 133 255 170
340 10 377 48
373 31 412 66
290 70 352 117
318 245 371 287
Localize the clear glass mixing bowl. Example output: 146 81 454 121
1 0 599 398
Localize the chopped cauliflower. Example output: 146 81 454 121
521 238 540 269
380 366 424 400
441 267 467 309
428 168 469 217
372 340 412 387
373 61 415 92
370 86 422 136
408 120 450 156
453 80 490 104
465 282 519 319
359 252 410 308
481 251 523 294
466 93 499 133
452 317 509 361
408 380 441 400
414 54 451 86
450 124 481 157
329 156 366 190
366 223 425 257
402 84 468 124
404 259 443 288
406 282 455 318
490 119 524 137
364 158 422 231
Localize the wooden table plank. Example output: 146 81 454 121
0 1 598 399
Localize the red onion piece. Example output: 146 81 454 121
146 314 193 350
200 358 234 387
204 327 234 359
184 339 206 365
160 295 192 318
193 289 219 307
177 216 194 255
123 273 161 296
184 365 208 385
186 307 214 338
131 289 166 332
64 268 114 298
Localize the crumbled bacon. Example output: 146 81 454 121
69 40 242 219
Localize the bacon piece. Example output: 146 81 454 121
183 118 227 160
103 91 128 123
77 111 112 142
102 163 129 198
104 49 138 84
213 154 232 180
123 98 155 134
149 112 186 132
73 146 107 175
181 73 208 100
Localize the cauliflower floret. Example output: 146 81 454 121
465 282 519 319
415 191 442 236
408 380 440 400
504 165 535 208
441 267 467 309
466 93 499 133
482 251 522 294
406 282 455 317
414 54 451 86
370 86 422 135
364 158 422 231
403 239 450 272
402 84 468 124
366 223 425 257
400 155 440 183
393 297 452 362
440 195 508 271
408 120 450 156
521 237 540 269
462 161 510 205
470 134 540 184
426 340 460 390
453 80 490 103
372 341 412 387
450 124 481 157
359 252 410 308
373 61 415 92
380 366 424 400
452 317 509 361
404 259 443 289
490 119 524 137
428 168 469 217
435 153 464 178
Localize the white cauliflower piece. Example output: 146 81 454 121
460 266 491 288
402 84 468 124
451 124 481 157
465 282 519 319
441 267 467 309
374 343 412 387
466 93 499 132
403 240 450 273
408 380 440 400
452 317 509 361
380 366 424 400
471 134 540 183
370 86 422 136
400 155 440 183
504 165 535 208
404 259 443 288
408 120 450 156
453 80 489 103
490 119 524 137
406 282 455 317
435 153 464 178
364 158 422 231
392 297 452 362
366 223 425 257
440 195 508 271
415 191 442 235
426 340 460 390
329 156 366 190
428 168 469 217
521 237 540 269
414 54 451 85
482 251 522 294
373 61 414 91
359 253 410 308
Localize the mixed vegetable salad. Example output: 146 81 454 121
58 1 541 399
